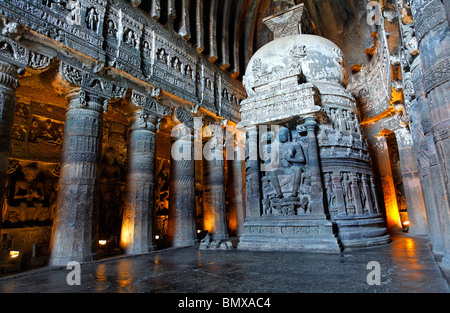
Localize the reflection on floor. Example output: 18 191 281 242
0 233 448 293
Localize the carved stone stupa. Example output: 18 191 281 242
237 3 390 252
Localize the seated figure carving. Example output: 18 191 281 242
268 126 306 199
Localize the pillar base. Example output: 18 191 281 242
48 253 96 267
334 214 391 249
237 216 342 253
172 239 198 247
199 233 233 250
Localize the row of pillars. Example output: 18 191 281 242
0 61 245 266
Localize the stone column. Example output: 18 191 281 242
167 123 197 247
409 46 446 256
50 89 106 266
373 135 402 232
394 127 428 235
120 111 158 254
303 116 325 215
0 61 19 222
411 0 450 265
244 125 262 218
231 132 246 236
202 125 229 243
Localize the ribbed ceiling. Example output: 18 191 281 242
136 0 374 80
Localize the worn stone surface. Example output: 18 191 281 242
0 234 448 293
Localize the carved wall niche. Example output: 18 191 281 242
152 32 197 97
260 123 312 216
3 160 59 228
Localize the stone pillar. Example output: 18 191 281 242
231 132 246 236
410 47 446 256
202 126 229 241
120 111 158 254
303 116 325 215
244 125 261 218
50 89 106 266
167 123 197 247
411 0 450 264
0 61 19 222
394 127 428 235
373 135 402 232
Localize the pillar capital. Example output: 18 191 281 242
54 62 126 109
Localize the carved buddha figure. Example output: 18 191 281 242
268 126 306 198
13 163 46 222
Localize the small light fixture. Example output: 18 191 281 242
197 230 201 234
155 235 160 240
99 240 107 246
9 251 19 258
402 221 410 232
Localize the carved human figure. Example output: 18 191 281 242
125 30 137 48
100 147 121 183
106 19 117 38
13 163 45 223
268 126 306 198
86 7 98 32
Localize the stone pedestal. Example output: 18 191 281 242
238 216 341 253
49 89 105 266
120 112 158 254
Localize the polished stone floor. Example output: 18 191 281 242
0 233 448 293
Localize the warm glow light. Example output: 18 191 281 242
99 240 107 246
9 251 19 258
403 221 410 226
155 235 160 240
197 230 201 234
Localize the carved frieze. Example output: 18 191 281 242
0 0 246 125
130 89 171 118
239 83 321 127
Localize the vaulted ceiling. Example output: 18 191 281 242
136 0 376 80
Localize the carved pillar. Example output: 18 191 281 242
231 131 246 236
411 0 450 265
410 47 447 256
245 125 261 218
394 127 428 235
373 135 402 232
202 125 229 241
168 123 197 247
303 116 325 215
120 111 158 254
0 61 19 222
49 88 106 266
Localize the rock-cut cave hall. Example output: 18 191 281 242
0 0 449 293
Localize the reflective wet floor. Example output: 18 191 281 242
0 233 448 293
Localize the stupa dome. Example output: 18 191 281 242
243 34 348 98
